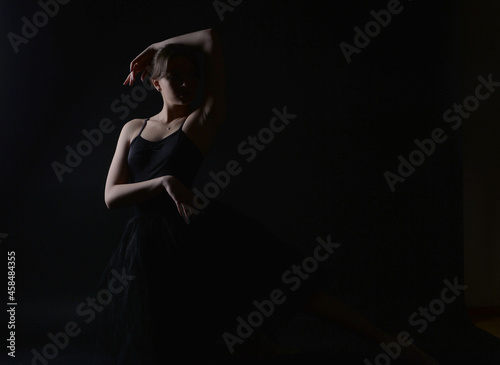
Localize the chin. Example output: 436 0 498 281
178 97 195 105
167 98 192 106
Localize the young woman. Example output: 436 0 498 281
100 28 440 364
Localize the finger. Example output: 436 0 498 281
129 60 137 74
182 205 190 225
185 205 192 219
123 73 131 86
124 70 134 86
179 203 190 224
175 202 184 219
129 71 135 85
130 64 140 83
184 204 196 223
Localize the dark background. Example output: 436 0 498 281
1 0 499 363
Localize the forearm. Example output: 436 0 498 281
154 28 215 54
105 176 166 209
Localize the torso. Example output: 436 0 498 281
127 116 205 189
127 111 217 156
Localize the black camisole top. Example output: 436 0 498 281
127 118 204 216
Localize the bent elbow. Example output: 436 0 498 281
104 190 117 210
204 28 219 53
104 197 114 210
206 28 216 41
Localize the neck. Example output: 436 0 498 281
155 103 191 123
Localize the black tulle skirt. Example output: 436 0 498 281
96 199 327 364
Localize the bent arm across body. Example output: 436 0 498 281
108 28 226 218
104 120 167 210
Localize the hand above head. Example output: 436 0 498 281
123 43 160 86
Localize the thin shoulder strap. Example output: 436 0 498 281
137 118 149 137
180 115 189 129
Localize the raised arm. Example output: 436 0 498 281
124 28 226 149
182 28 226 130
179 28 226 148
111 28 225 216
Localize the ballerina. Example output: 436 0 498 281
101 27 440 364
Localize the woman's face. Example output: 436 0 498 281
156 55 199 106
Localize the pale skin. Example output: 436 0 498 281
105 28 224 219
104 28 439 364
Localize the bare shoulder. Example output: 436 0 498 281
121 118 147 145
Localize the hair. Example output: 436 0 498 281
149 43 200 83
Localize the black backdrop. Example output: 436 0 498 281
1 0 500 364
